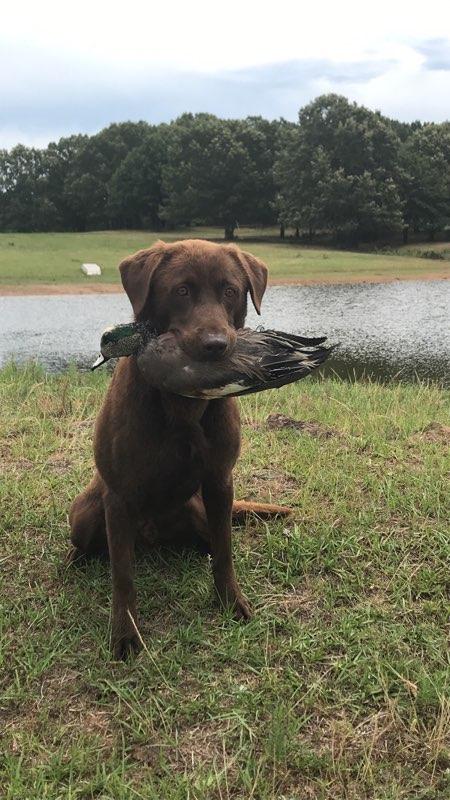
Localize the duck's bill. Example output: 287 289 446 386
91 354 106 371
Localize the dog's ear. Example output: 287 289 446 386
119 241 167 318
227 246 268 314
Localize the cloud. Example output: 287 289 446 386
415 38 450 70
0 39 447 148
230 59 395 87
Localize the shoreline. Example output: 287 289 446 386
0 271 448 296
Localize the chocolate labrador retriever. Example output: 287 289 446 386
69 239 287 659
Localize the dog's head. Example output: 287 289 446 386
119 239 268 361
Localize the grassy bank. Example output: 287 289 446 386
1 229 449 289
1 366 449 799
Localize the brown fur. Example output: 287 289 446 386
69 239 290 659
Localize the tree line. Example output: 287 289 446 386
1 94 449 244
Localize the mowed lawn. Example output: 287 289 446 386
1 229 449 287
1 365 449 798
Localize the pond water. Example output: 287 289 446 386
0 281 449 384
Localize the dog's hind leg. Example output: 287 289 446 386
68 473 107 560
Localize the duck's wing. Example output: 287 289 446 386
256 329 328 348
235 328 328 358
189 330 336 399
230 343 335 396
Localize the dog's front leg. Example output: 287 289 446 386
103 489 141 659
203 474 252 620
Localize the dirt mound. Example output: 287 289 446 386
267 413 340 439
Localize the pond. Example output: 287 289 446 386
0 281 449 385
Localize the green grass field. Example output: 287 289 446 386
1 229 449 287
1 365 449 798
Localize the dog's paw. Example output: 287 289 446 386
215 580 253 621
111 631 142 661
232 593 253 621
111 610 143 661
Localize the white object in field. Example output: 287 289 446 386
81 263 102 276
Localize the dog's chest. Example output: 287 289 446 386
134 421 209 511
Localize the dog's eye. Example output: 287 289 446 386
224 286 237 298
176 285 189 296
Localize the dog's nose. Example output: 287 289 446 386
202 333 228 357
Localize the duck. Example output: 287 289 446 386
92 322 334 399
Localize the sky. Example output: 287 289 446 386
1 0 450 148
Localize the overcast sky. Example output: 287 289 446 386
2 0 449 148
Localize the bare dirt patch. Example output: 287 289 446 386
46 453 73 474
131 741 172 769
1 271 449 297
1 456 34 473
267 413 341 439
173 719 233 772
416 422 450 444
276 586 319 620
245 466 298 501
0 283 122 296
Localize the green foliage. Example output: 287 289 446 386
0 145 58 232
107 127 169 229
41 135 89 230
0 96 449 243
161 114 277 238
399 123 450 237
62 122 152 230
275 95 405 242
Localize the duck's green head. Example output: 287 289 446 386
92 322 148 370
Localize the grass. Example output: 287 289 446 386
1 229 449 287
1 364 449 798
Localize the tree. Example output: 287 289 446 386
42 135 89 230
274 94 404 242
399 123 450 239
324 169 403 242
275 134 331 239
63 122 151 230
161 114 278 239
0 97 448 241
238 116 281 227
107 126 168 229
0 145 59 231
